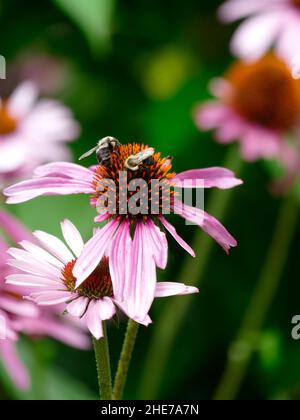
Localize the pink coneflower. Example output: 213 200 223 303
0 80 79 184
4 142 242 320
219 0 300 67
6 219 199 339
0 211 89 390
195 55 300 166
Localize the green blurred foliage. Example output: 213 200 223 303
52 0 115 54
0 0 300 401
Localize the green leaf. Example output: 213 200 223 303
52 0 115 53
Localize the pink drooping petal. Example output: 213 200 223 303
114 300 153 326
109 220 132 302
160 216 195 257
173 200 237 253
230 11 284 61
4 177 94 204
0 237 8 260
60 220 84 258
0 210 33 243
154 282 199 297
8 80 38 119
19 316 90 350
44 319 90 349
0 295 39 318
73 219 119 287
85 300 103 340
67 297 89 318
144 219 168 269
174 167 243 189
0 339 30 390
240 127 280 161
120 221 157 323
33 230 74 264
34 162 94 182
98 297 116 320
0 310 17 341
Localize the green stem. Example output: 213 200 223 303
113 320 139 400
93 322 112 400
214 194 298 400
138 146 243 399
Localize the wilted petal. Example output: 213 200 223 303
174 200 237 253
85 300 103 340
160 216 195 257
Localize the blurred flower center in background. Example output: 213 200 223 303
62 257 113 299
0 101 17 135
93 143 175 222
292 0 300 9
226 55 300 131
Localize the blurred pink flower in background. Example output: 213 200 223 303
0 81 80 187
195 55 300 171
219 0 300 68
0 210 89 390
0 53 68 99
6 219 199 339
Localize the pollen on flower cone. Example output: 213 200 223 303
62 257 113 299
93 143 176 221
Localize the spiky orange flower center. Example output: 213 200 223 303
93 143 176 221
62 257 113 299
225 55 300 131
0 103 17 135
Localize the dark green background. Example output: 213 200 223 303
0 0 299 400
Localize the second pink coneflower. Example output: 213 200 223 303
195 55 300 166
6 219 199 338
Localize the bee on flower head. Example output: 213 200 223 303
125 147 155 171
79 136 121 167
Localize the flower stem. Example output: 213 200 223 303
214 194 298 400
139 146 243 399
93 322 112 400
113 320 139 400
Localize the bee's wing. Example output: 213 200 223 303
79 146 98 160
